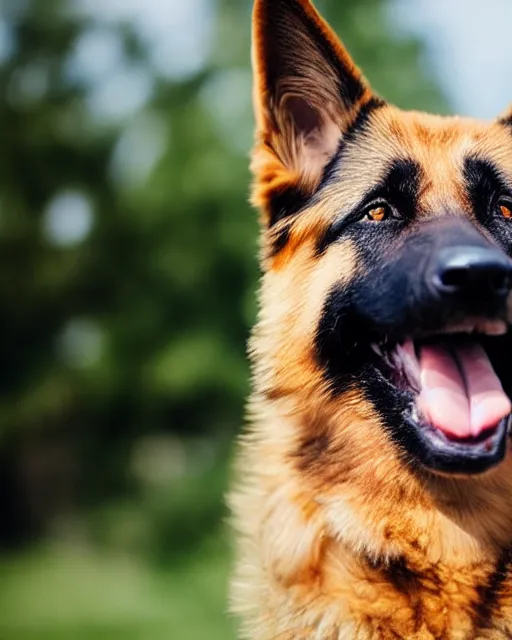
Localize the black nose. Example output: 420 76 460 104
432 246 512 300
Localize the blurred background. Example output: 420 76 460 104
0 0 509 638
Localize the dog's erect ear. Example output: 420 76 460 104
251 0 379 226
499 104 512 127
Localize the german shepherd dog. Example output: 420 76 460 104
229 1 512 637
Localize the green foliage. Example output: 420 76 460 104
0 0 446 635
0 534 236 639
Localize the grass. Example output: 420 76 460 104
0 533 236 640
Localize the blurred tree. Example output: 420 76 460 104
0 0 445 553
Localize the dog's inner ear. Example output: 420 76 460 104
252 0 376 223
286 97 323 144
281 96 342 170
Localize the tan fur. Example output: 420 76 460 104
499 104 512 126
230 1 512 637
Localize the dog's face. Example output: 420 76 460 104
251 0 512 476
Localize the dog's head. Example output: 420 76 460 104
251 0 512 477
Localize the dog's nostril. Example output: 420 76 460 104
437 266 510 294
489 272 511 295
438 266 469 292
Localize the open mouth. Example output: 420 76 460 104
370 319 512 474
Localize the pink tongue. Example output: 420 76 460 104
419 342 511 439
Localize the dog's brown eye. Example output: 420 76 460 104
500 203 512 219
365 206 388 222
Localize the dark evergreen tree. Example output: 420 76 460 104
0 0 445 603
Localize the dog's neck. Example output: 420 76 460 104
250 392 512 567
231 392 512 638
328 456 512 559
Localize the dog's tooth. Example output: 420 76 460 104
402 341 418 364
394 344 405 364
477 320 507 336
397 341 421 392
457 322 475 334
410 404 421 423
489 324 507 336
370 343 382 356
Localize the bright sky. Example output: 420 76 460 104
1 0 511 120
68 0 512 120
72 0 213 81
391 0 512 119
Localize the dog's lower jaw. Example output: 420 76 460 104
229 410 512 640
